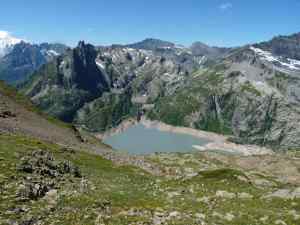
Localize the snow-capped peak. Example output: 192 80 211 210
0 31 23 57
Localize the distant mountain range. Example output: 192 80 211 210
0 33 68 84
2 31 300 150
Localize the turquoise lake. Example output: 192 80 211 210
103 123 210 155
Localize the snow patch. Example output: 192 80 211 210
95 60 105 69
250 46 300 71
47 50 59 56
198 56 206 65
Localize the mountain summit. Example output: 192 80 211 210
126 38 176 50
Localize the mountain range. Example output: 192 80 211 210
1 32 300 150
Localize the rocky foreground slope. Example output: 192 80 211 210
20 33 300 150
0 82 300 224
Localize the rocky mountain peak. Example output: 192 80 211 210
126 38 175 50
77 40 86 49
190 41 230 59
72 42 108 93
75 41 97 59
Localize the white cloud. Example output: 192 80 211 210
0 30 11 38
0 30 24 43
219 2 233 11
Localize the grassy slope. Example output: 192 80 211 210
0 81 71 129
0 134 299 225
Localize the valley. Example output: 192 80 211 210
0 31 300 224
11 33 300 151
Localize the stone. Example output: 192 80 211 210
197 196 210 204
253 179 274 187
237 192 253 199
275 219 287 225
167 191 180 198
236 175 249 182
44 189 58 205
263 188 300 200
224 213 235 221
260 216 269 223
17 181 53 200
195 213 206 220
79 179 89 193
168 211 180 218
215 190 236 199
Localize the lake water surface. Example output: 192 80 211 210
104 123 210 155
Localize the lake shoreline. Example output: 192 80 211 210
95 117 273 156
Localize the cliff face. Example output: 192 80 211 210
21 41 109 122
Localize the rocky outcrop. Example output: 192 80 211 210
17 150 81 201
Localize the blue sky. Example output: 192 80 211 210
1 0 300 47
